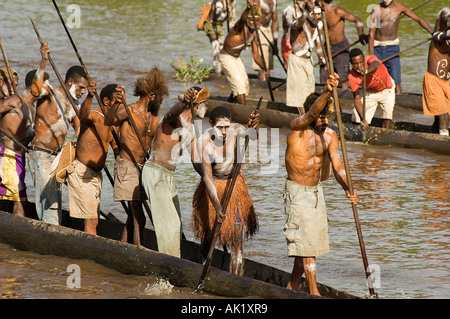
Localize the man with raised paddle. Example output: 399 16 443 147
141 86 209 258
66 83 120 235
104 67 168 244
28 59 87 225
0 43 49 217
422 7 450 136
219 3 268 105
284 73 358 296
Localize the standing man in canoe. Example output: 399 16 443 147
202 0 230 77
141 86 210 258
66 82 120 235
422 7 450 136
104 67 168 245
284 73 358 296
219 3 268 105
191 106 259 275
348 48 395 129
251 0 279 82
318 0 368 90
285 0 325 114
29 54 86 225
0 43 49 217
368 0 433 94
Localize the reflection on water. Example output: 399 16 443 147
0 0 448 299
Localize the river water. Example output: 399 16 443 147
0 0 448 299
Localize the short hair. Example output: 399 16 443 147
25 69 49 89
100 83 118 103
323 0 333 3
134 66 169 98
349 48 364 59
65 65 88 83
210 106 231 125
304 92 331 116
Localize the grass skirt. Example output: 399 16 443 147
191 173 258 247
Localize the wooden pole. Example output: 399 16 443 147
250 6 275 101
381 37 431 63
321 9 377 298
0 34 18 94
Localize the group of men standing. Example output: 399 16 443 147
202 0 449 135
0 0 448 298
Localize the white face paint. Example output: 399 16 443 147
69 84 77 100
195 101 207 119
382 0 392 6
213 118 230 140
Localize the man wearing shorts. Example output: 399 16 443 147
104 68 169 245
219 3 268 105
284 73 358 296
67 82 120 235
348 48 395 129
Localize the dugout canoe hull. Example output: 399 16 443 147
207 97 450 156
0 206 359 299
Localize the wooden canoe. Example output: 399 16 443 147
0 201 359 299
207 96 450 156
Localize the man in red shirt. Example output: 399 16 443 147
348 48 395 129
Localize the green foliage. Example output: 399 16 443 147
174 55 212 85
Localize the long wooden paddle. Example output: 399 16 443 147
0 33 18 95
0 127 29 153
52 0 121 148
321 9 377 298
381 37 431 63
196 97 262 293
250 6 275 102
31 19 132 219
259 30 287 74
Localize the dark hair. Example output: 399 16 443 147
100 83 118 103
25 69 49 89
210 106 231 124
323 0 333 3
304 92 331 116
349 48 364 59
65 65 88 83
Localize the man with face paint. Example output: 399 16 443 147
368 0 433 94
422 7 450 136
318 0 368 91
28 62 86 225
219 3 268 105
284 73 358 296
141 86 210 258
285 0 325 114
66 83 120 235
191 106 259 275
104 67 168 244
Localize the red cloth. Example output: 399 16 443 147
348 55 393 93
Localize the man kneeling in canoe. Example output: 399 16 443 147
191 106 259 275
284 73 358 296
